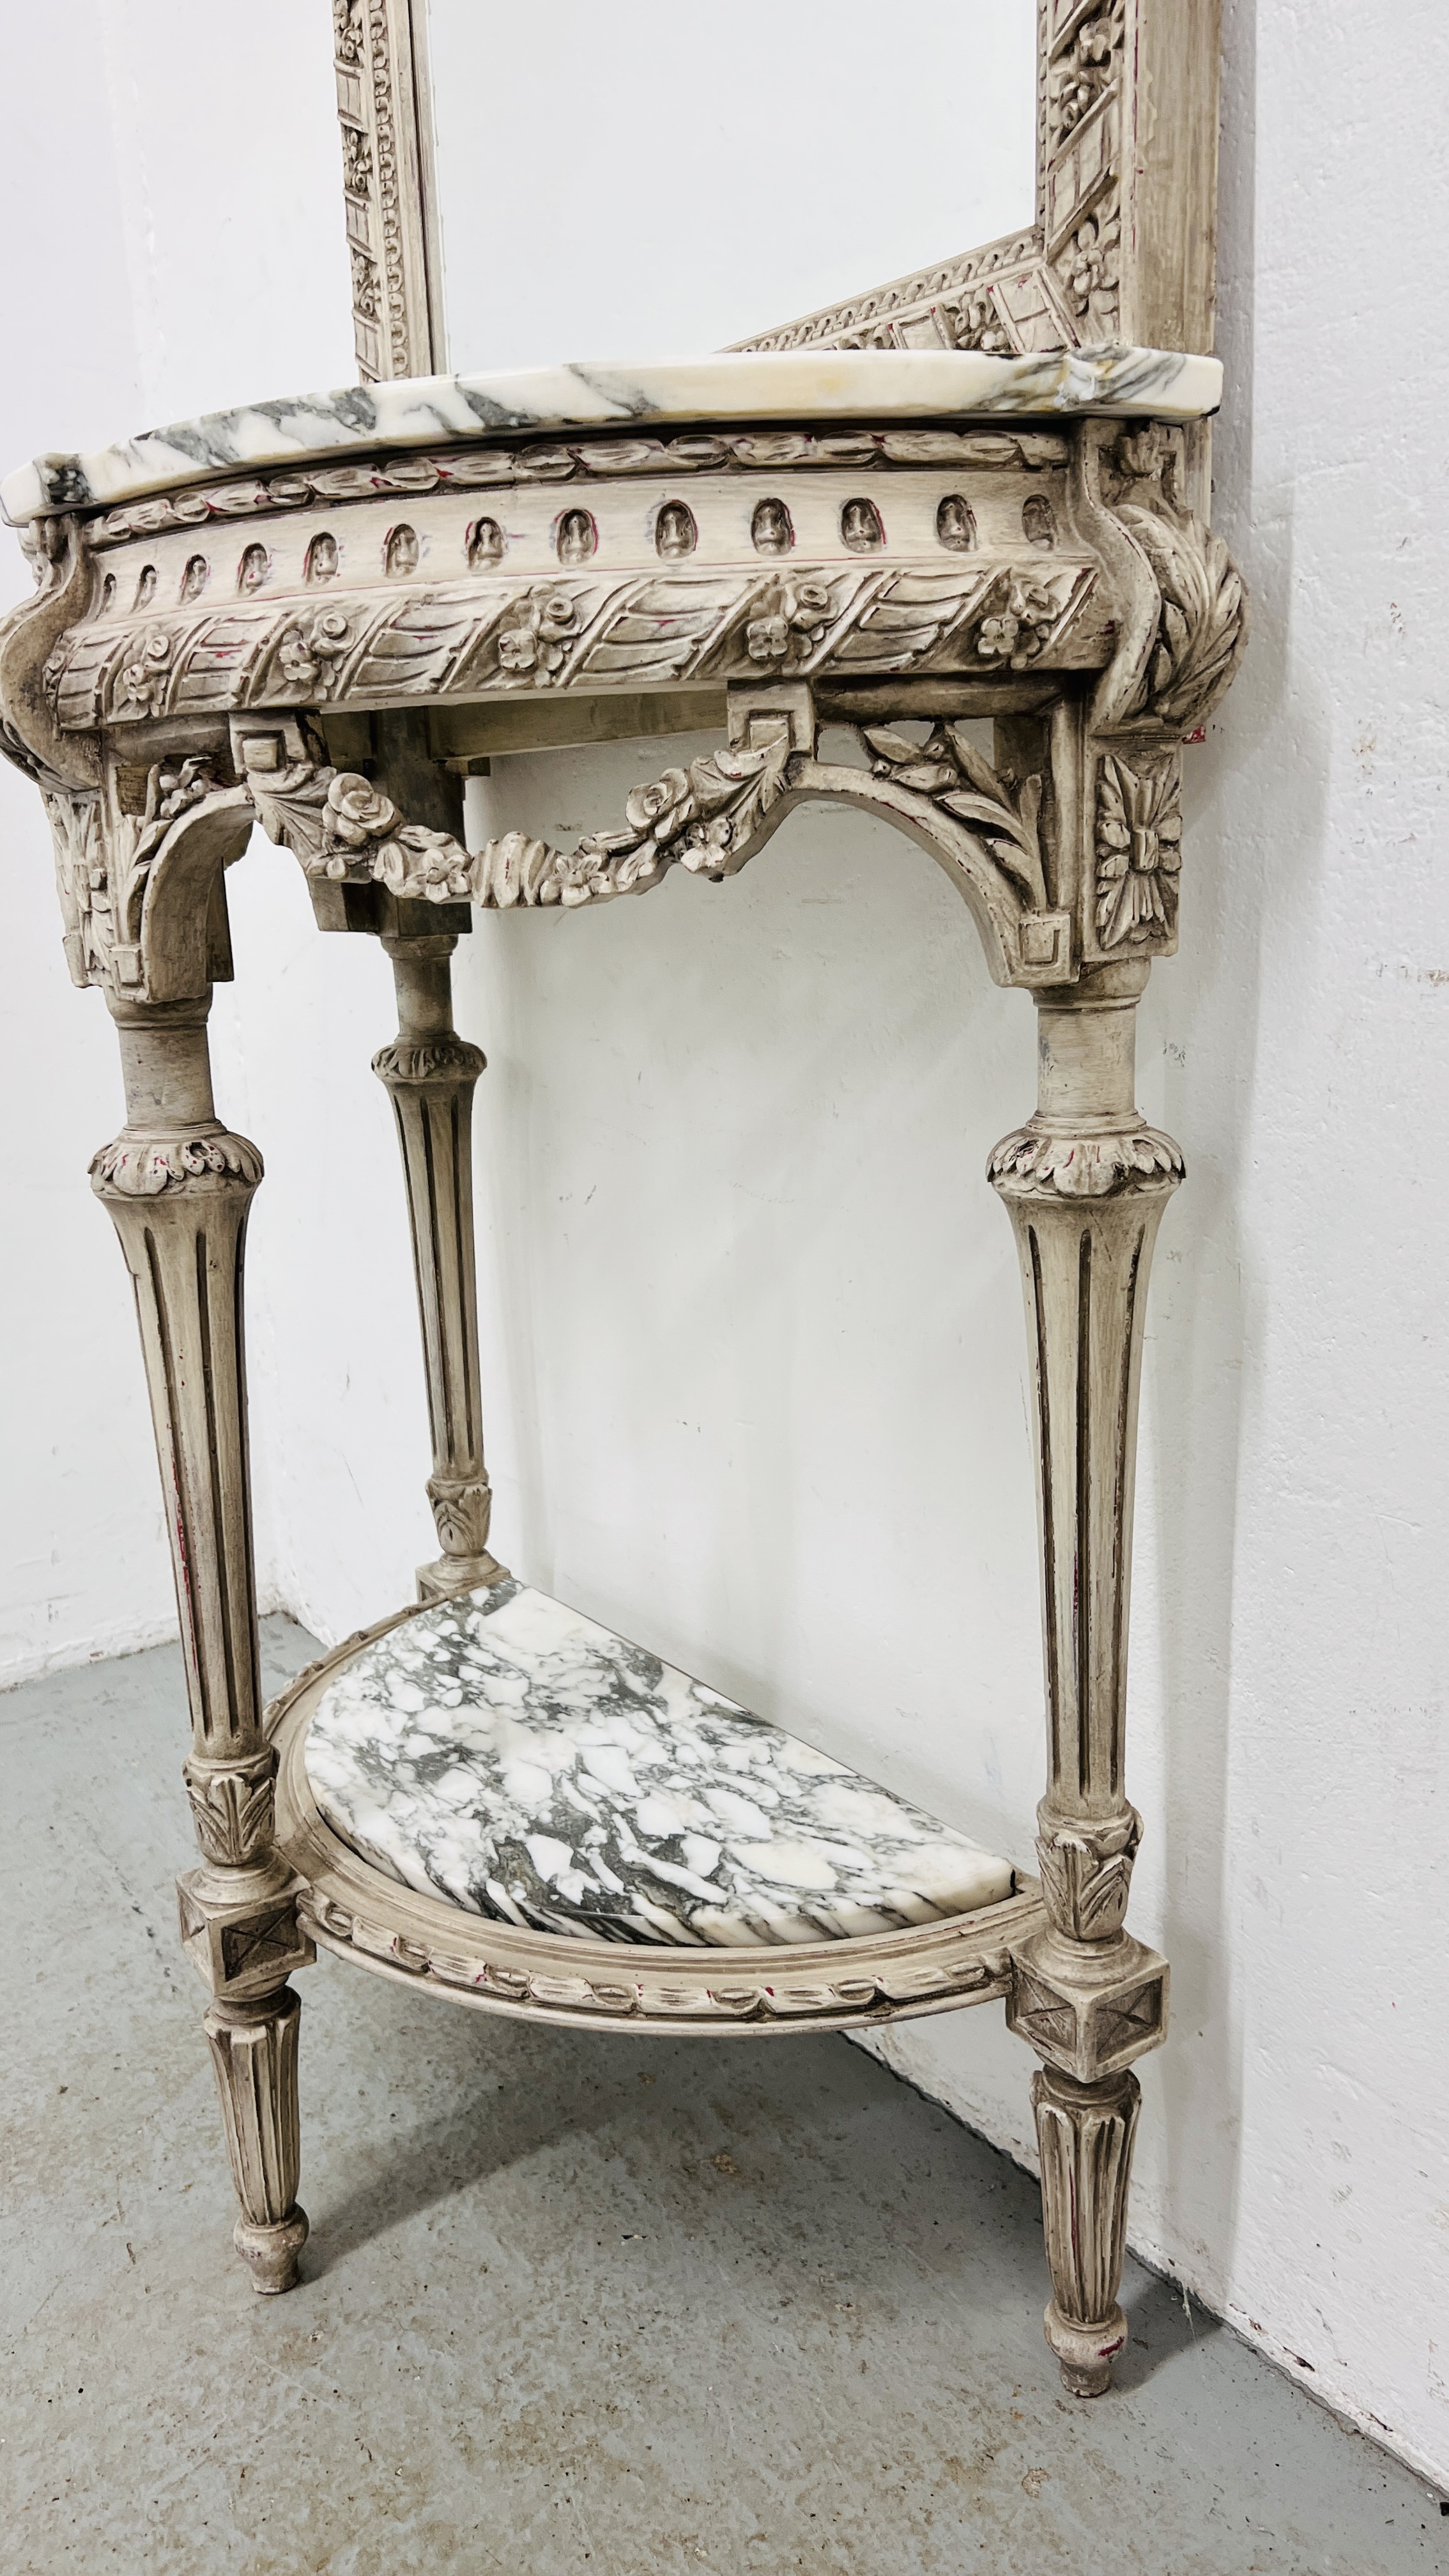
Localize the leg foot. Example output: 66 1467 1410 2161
234 2207 310 2296
1032 2064 1140 2397
204 1984 307 2294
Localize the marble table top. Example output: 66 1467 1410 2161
2 344 1221 526
305 1579 1013 1949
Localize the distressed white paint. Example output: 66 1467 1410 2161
1 0 1446 2497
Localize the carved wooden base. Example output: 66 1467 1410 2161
1032 2063 1140 2396
203 1984 307 2294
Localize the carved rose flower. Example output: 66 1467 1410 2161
950 290 1011 355
372 823 471 901
496 592 580 682
1078 10 1120 65
623 767 693 841
680 813 734 875
118 626 174 715
747 583 832 665
747 613 790 663
790 581 831 646
326 773 399 847
1063 212 1121 326
278 608 351 696
977 581 1060 671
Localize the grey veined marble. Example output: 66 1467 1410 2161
1 344 1222 525
306 1581 1013 1949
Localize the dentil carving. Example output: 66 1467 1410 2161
86 427 1071 545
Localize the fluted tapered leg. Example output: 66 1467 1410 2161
96 992 311 2291
204 1987 307 2292
993 967 1173 2393
374 933 504 1600
1032 2066 1141 2396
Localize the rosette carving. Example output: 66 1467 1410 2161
1094 751 1182 949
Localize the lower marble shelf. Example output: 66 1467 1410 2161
267 1590 1043 2036
304 1577 1013 1948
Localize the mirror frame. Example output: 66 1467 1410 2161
330 0 1219 383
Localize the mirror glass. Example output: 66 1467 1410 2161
425 0 1036 370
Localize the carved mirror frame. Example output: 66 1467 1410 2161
332 0 1220 384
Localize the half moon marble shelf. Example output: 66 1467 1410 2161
305 1579 1014 1949
0 344 1222 523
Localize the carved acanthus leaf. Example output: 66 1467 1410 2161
1116 504 1248 732
861 723 1049 910
372 1035 486 1086
184 1749 279 1869
90 1131 264 1197
1036 1807 1142 1942
45 756 222 991
988 1126 1183 1202
426 1475 494 1558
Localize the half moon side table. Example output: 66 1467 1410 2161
0 344 1246 2396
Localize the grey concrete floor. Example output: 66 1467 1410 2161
2 1622 1444 2576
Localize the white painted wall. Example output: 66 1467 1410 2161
3 0 1446 2494
0 0 353 1680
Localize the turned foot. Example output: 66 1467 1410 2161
204 1984 307 2294
234 2207 310 2296
1032 2064 1140 2396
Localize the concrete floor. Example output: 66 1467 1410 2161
3 1623 1444 2576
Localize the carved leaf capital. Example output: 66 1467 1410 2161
988 1125 1183 1202
183 1748 279 1869
1036 1805 1142 1942
90 1130 263 1198
372 1034 487 1087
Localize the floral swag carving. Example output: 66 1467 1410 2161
245 734 795 912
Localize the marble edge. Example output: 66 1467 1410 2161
1 346 1222 527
